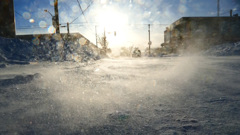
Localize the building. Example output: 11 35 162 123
162 15 240 52
0 0 15 38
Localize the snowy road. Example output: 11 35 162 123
0 56 240 134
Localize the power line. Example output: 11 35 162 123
63 22 169 25
75 0 95 36
77 0 94 28
220 11 230 15
59 0 93 33
15 13 169 31
16 23 169 29
16 27 49 29
15 11 22 17
76 0 89 23
220 9 240 15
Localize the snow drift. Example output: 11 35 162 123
203 41 240 56
0 35 100 63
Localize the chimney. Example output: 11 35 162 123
230 9 233 17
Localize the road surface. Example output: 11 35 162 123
0 56 240 134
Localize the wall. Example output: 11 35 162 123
0 0 15 38
164 17 240 52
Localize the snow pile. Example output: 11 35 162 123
203 41 240 56
63 39 100 62
0 36 33 61
0 35 100 63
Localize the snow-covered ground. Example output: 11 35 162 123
0 55 240 134
202 41 240 56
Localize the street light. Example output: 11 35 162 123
44 9 53 17
44 9 57 32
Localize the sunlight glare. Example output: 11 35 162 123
48 26 56 33
96 8 128 27
95 7 129 48
101 0 107 4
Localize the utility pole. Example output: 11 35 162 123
54 0 60 34
67 22 69 34
104 27 106 54
148 24 152 56
217 0 220 17
95 25 98 47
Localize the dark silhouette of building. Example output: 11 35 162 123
162 15 240 52
0 0 15 38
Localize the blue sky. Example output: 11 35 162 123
14 0 240 49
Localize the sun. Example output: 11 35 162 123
95 7 129 48
96 8 128 26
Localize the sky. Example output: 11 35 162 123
14 0 240 50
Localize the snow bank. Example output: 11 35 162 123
0 36 33 61
203 41 240 56
0 35 100 63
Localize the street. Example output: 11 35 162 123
0 56 240 134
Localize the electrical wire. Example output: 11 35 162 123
15 11 22 17
220 11 230 15
76 0 88 23
16 23 169 30
75 0 95 35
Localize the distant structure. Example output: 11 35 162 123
217 0 220 17
162 14 240 53
0 0 15 38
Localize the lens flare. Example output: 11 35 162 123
32 37 40 45
48 26 56 33
81 2 87 10
39 21 47 28
50 0 54 6
23 12 31 20
72 5 79 13
79 38 87 45
178 4 187 13
29 19 35 23
56 41 64 50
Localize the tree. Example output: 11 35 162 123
98 34 110 55
120 46 134 57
